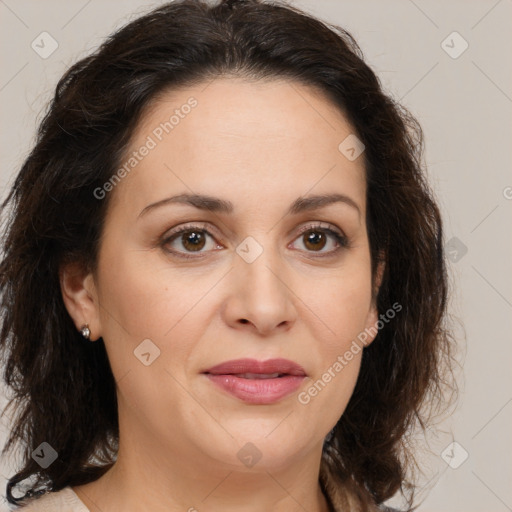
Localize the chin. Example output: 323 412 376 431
203 429 314 473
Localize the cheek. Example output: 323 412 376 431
94 248 224 380
299 350 362 438
96 248 206 337
310 265 373 418
304 265 374 352
94 251 211 412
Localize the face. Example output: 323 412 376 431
63 76 380 473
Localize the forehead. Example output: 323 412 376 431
107 77 366 219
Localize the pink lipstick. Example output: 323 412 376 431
203 358 306 405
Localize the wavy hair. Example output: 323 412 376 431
0 0 456 509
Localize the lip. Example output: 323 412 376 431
204 358 306 376
203 358 306 405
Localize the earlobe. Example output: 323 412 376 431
59 262 101 341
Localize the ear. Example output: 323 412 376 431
59 261 102 341
361 258 386 347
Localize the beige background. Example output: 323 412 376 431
1 1 511 511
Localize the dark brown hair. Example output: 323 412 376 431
0 0 456 509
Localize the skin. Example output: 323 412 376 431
61 76 383 512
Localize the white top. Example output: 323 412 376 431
15 482 399 512
16 487 89 511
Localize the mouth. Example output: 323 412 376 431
202 358 306 405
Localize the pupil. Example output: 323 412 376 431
183 231 205 251
305 231 326 251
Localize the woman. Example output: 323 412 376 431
0 0 455 511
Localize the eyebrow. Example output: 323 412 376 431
138 192 361 219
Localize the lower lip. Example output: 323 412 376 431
205 374 305 404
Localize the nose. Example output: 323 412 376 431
222 243 297 336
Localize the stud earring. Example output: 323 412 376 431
79 324 91 340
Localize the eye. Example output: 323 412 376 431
161 223 222 259
290 223 349 256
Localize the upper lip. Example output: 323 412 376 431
203 358 306 376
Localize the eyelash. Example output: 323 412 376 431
160 222 349 260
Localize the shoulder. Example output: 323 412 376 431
14 487 90 512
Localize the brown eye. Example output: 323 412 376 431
290 224 348 256
302 230 328 251
178 230 207 252
161 224 221 259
